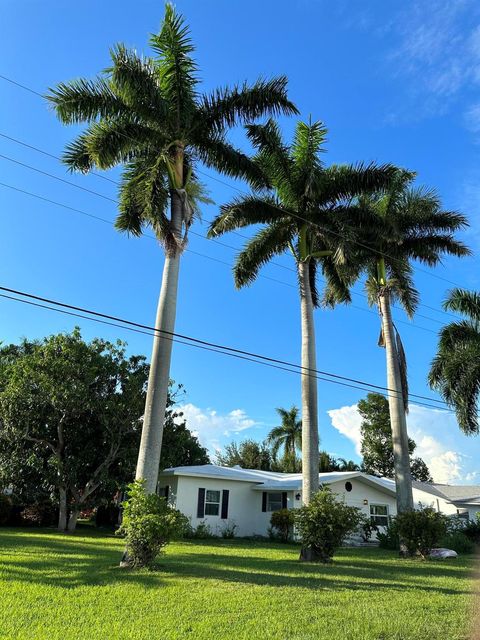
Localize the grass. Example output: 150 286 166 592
0 527 475 640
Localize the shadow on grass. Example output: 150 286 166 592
0 529 472 596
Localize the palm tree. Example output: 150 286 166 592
208 119 395 505
337 458 360 471
319 451 340 472
47 5 297 494
429 289 480 435
268 406 302 467
343 172 470 512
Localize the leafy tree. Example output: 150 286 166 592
429 289 480 435
47 4 297 495
344 172 469 512
215 439 272 470
358 393 432 482
209 119 395 504
0 330 147 532
267 406 302 471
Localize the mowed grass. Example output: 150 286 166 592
0 527 475 640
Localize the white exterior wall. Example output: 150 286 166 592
161 474 296 536
161 474 399 537
412 488 458 515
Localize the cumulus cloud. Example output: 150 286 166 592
328 401 475 484
177 403 257 454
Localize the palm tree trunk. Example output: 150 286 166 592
135 190 182 494
298 260 319 505
378 291 414 513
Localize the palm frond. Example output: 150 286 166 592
234 220 295 288
291 120 327 197
149 3 198 128
199 76 298 133
316 163 398 206
207 195 282 237
444 288 480 322
46 77 129 124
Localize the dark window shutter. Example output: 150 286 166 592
165 485 170 501
262 492 267 512
221 490 229 519
197 488 205 518
282 492 288 509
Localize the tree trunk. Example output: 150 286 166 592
298 260 319 505
57 486 67 532
135 189 183 494
378 291 414 513
67 509 80 533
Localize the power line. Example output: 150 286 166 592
0 284 450 409
0 72 470 291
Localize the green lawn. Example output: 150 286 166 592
0 528 475 640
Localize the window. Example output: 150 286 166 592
267 492 283 512
158 486 169 499
345 481 353 492
205 490 221 516
370 504 389 526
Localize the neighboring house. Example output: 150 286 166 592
158 464 478 537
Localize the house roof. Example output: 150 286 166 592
160 465 397 496
430 483 480 503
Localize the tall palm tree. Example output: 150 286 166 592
268 405 302 465
429 289 480 435
342 172 470 512
208 119 396 505
47 5 297 494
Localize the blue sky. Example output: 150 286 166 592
1 0 480 483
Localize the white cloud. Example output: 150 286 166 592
328 401 476 484
383 1 480 124
327 405 363 455
177 403 257 454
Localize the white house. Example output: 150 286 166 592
158 464 480 537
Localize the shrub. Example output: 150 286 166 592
0 494 12 525
396 507 447 558
358 517 378 542
21 501 57 527
377 518 400 550
270 508 295 543
117 480 188 568
463 519 480 544
294 488 363 562
184 520 216 539
219 520 237 539
439 531 475 554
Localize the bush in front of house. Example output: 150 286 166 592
439 531 475 554
270 508 295 543
117 480 188 568
0 494 12 525
219 520 237 539
294 487 363 562
184 520 216 539
377 518 400 550
462 519 480 544
395 507 447 558
358 517 378 543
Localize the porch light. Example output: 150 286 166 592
363 499 368 505
295 493 301 501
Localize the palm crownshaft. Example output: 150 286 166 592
209 118 396 505
47 5 297 493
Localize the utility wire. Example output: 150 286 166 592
0 284 450 409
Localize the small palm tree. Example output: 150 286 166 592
344 172 470 512
337 458 360 471
208 119 395 504
429 289 480 435
47 5 297 493
268 406 302 466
